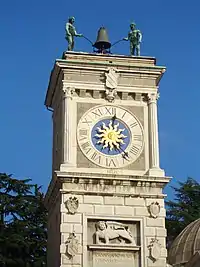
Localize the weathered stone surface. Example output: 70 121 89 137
104 196 124 205
94 205 114 215
61 254 82 265
144 227 156 236
78 203 94 215
45 52 169 267
156 228 167 237
147 258 166 267
146 218 165 227
93 251 134 267
84 196 104 205
61 223 83 234
125 197 145 207
115 206 134 216
62 213 82 224
135 207 149 216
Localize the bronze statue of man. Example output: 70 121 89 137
65 16 83 51
124 22 142 56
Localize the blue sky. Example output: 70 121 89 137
0 0 199 199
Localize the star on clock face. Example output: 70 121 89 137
91 118 130 156
95 120 127 151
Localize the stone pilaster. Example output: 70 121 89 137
146 92 165 177
62 86 75 166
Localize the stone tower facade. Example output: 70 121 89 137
45 52 170 267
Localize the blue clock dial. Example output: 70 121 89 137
91 119 130 156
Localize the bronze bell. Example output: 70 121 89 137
93 27 111 52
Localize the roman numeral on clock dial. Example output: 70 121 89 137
90 152 101 164
133 134 142 141
104 106 116 116
79 129 88 141
106 158 117 167
81 142 92 154
91 108 103 118
129 145 140 155
81 117 92 126
130 121 138 128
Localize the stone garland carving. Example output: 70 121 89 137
148 238 161 262
148 202 160 218
95 221 136 245
105 68 119 102
63 86 75 99
66 232 79 257
65 196 79 214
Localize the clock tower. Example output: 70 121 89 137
45 52 170 267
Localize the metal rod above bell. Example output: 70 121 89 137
93 27 111 53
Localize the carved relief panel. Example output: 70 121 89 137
87 219 141 267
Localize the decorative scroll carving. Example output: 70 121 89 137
148 202 160 218
95 221 136 245
63 87 75 99
65 196 79 214
148 238 161 261
66 232 79 257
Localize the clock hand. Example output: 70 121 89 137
122 151 129 160
122 151 129 158
111 114 117 127
115 146 130 160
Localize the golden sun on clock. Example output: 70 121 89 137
77 105 144 168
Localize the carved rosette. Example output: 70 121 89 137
65 196 79 214
105 68 119 102
148 202 160 218
66 232 79 258
148 238 161 262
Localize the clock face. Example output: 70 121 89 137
77 105 144 168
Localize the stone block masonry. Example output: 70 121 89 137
59 182 167 267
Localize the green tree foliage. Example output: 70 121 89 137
166 177 200 247
0 173 47 266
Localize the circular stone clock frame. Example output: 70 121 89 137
77 105 144 169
